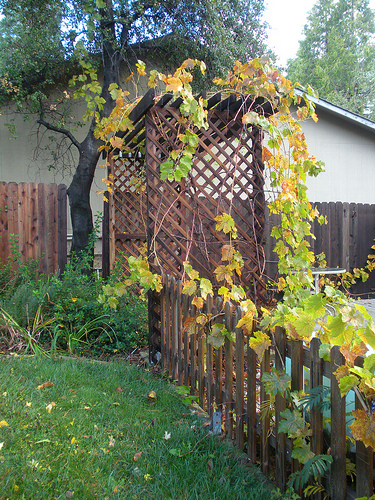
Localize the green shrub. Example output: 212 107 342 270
0 220 148 356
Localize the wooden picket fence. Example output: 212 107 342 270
265 201 375 297
0 182 67 274
158 274 374 499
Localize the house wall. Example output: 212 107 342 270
0 73 155 265
302 106 375 204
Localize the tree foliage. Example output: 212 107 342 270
0 0 271 256
287 0 375 119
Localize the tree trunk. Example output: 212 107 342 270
67 0 120 263
67 128 101 259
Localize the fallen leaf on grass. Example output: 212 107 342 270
116 386 124 393
38 382 54 390
207 458 213 469
0 442 4 450
108 436 115 447
66 491 74 498
133 451 143 461
163 431 171 440
148 390 157 399
46 402 56 413
0 421 8 428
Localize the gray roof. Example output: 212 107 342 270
295 89 375 134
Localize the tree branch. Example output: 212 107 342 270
37 113 81 151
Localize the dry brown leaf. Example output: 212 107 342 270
38 382 54 390
133 451 143 461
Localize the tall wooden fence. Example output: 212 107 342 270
158 274 374 499
0 182 67 274
265 202 375 296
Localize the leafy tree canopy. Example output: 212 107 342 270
287 0 375 120
0 0 272 257
0 0 271 103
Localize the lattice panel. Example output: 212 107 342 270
110 156 147 276
145 107 267 304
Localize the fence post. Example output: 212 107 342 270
330 346 346 499
310 337 324 500
206 294 214 416
182 293 190 386
275 327 286 492
101 193 110 279
247 321 257 462
235 306 245 450
57 184 67 276
214 296 223 411
354 356 374 498
224 301 234 439
291 339 303 477
260 345 271 475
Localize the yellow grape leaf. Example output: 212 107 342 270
182 279 197 296
214 265 233 284
200 278 213 300
183 316 197 336
110 136 123 149
340 342 367 366
0 420 8 428
192 297 204 309
164 76 183 92
136 60 146 76
133 451 143 461
214 213 237 238
37 382 54 390
183 261 200 280
221 245 235 262
196 313 208 326
350 410 375 449
71 437 76 445
334 365 350 382
236 311 254 334
248 330 271 362
262 146 273 162
148 390 157 399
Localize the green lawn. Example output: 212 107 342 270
0 355 276 499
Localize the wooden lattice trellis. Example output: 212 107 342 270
104 90 271 351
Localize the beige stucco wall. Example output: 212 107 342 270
301 106 375 204
0 71 156 262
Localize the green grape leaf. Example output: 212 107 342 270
262 367 291 396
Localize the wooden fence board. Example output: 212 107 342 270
224 301 233 439
275 326 287 492
206 295 214 416
354 356 374 498
247 330 257 462
330 346 347 499
260 348 270 476
266 200 375 296
235 307 245 450
158 276 374 498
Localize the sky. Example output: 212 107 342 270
264 0 375 67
